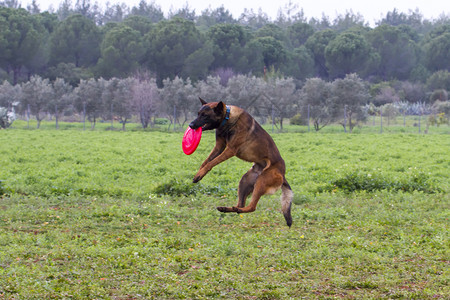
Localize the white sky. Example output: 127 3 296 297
19 0 450 26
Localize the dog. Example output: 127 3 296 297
189 98 293 227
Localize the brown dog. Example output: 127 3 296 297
189 98 293 227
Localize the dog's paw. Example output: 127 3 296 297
217 206 227 212
217 206 241 213
232 207 241 213
192 175 202 183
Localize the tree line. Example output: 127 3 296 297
0 1 449 85
1 72 449 131
0 1 449 130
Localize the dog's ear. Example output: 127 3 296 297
214 101 225 116
199 97 207 105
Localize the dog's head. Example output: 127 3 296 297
189 98 226 131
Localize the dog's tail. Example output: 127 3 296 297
281 180 293 227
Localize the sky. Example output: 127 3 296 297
19 0 450 26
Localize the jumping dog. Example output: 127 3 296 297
189 98 293 227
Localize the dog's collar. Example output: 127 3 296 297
220 105 231 127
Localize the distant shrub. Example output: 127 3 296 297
322 170 440 194
432 101 450 123
429 89 448 102
428 113 448 126
290 113 307 125
154 118 169 125
0 107 16 129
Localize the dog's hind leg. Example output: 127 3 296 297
216 171 255 212
217 164 263 212
237 166 260 207
232 167 283 214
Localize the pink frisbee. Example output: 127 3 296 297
182 126 202 155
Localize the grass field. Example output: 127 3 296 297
0 123 449 299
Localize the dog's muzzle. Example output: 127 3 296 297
189 121 201 129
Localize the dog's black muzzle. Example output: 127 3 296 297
189 120 203 130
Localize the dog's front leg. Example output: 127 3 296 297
200 139 226 169
193 147 235 183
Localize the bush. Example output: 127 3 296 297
154 118 169 125
323 170 440 194
290 113 307 125
0 107 16 129
429 89 448 102
432 100 450 123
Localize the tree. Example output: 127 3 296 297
374 86 400 106
324 31 374 79
123 15 153 35
0 80 20 109
73 78 105 129
26 0 40 14
399 81 426 103
181 41 214 82
74 0 100 21
288 22 314 48
144 18 203 85
96 25 145 78
0 0 20 9
0 106 16 128
27 12 57 76
45 62 92 86
367 24 419 80
423 25 450 72
299 77 332 131
160 76 196 128
102 78 135 130
49 14 100 68
195 75 228 102
0 7 46 84
330 73 369 132
286 46 315 80
226 75 265 116
263 77 298 129
304 29 337 78
168 3 196 21
56 0 74 21
20 75 53 128
207 23 249 71
0 80 20 129
382 103 399 126
50 78 73 129
130 0 164 23
238 8 270 30
101 2 128 24
131 71 160 129
332 10 367 32
426 70 450 92
257 23 289 46
377 8 426 32
196 6 235 30
275 1 306 28
116 77 135 130
245 36 286 71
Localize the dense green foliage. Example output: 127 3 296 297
0 128 448 298
0 2 449 84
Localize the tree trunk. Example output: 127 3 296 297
13 66 20 85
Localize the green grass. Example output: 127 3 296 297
0 127 449 299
